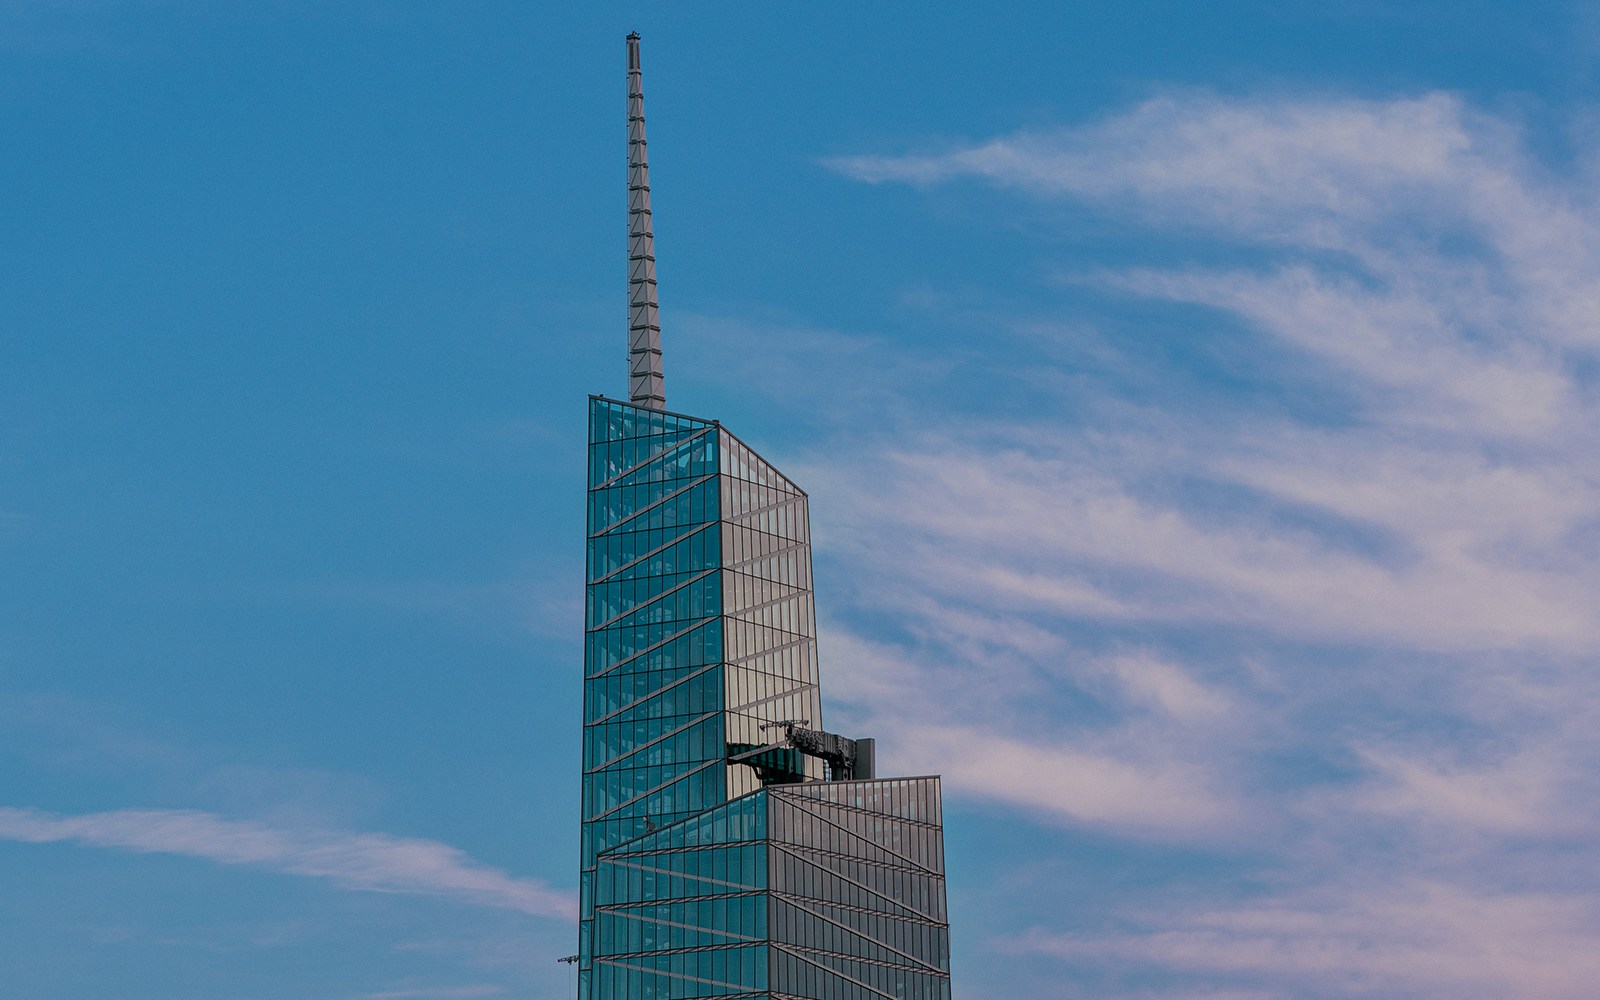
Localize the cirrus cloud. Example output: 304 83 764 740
801 90 1600 997
0 805 574 919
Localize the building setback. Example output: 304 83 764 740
575 34 952 1000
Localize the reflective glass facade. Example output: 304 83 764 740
593 779 950 1000
766 779 950 1000
581 397 950 999
717 427 825 797
594 793 771 998
582 398 729 996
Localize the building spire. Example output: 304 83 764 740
625 32 666 410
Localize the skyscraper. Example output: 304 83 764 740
575 34 952 1000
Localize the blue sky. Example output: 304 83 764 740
5 3 1600 998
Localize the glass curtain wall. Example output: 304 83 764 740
592 778 953 1000
768 778 951 1000
717 429 825 796
582 397 729 998
594 792 774 999
583 399 950 999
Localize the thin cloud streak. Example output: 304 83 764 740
1001 880 1600 1000
829 440 1596 652
0 806 575 919
821 631 1257 838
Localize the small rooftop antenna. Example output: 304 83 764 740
625 32 666 410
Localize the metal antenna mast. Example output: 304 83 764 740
626 32 666 409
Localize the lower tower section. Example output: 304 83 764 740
593 778 952 1000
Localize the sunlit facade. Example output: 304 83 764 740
578 396 952 999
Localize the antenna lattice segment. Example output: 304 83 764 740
626 33 666 410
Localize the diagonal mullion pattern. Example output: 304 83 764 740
771 843 941 924
727 680 819 716
591 662 719 726
592 567 716 631
592 426 715 491
592 957 753 994
771 944 901 1000
587 616 713 680
782 796 943 875
590 471 716 538
596 907 762 944
594 521 717 585
779 894 947 973
588 758 722 822
584 710 718 777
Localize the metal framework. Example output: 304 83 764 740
626 32 666 409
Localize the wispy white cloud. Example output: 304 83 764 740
806 89 1600 996
821 436 1597 651
817 93 1600 666
817 95 1600 659
0 806 574 919
821 631 1256 837
1348 743 1571 836
900 720 1244 833
1002 879 1600 999
1098 650 1235 722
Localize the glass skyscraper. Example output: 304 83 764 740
573 35 951 1000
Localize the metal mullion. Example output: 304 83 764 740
597 908 762 943
588 757 720 822
727 680 818 715
727 634 809 666
610 839 761 859
597 889 764 909
726 740 788 764
591 426 714 491
778 842 934 879
725 587 806 622
592 567 716 631
588 618 703 679
776 787 945 831
593 520 716 586
585 710 714 775
591 472 716 539
723 537 807 571
779 942 946 979
713 424 808 497
770 891 945 929
776 895 945 973
592 956 752 993
592 662 718 726
598 856 759 894
769 843 940 924
776 796 940 874
770 944 900 1000
726 492 805 521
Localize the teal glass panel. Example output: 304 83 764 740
593 791 771 998
580 398 729 1000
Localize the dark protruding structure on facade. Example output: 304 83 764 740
625 31 666 410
